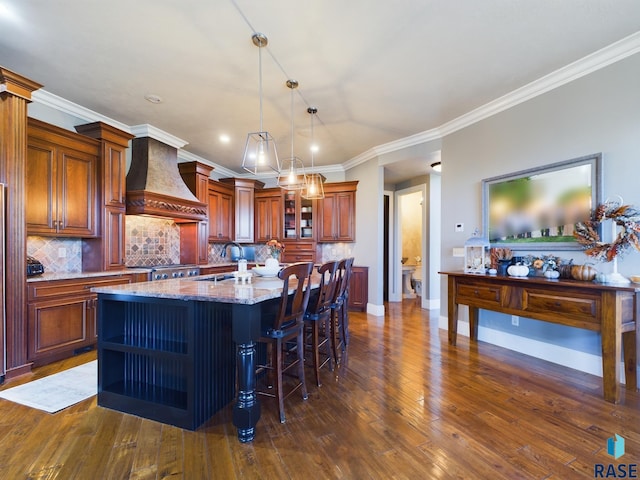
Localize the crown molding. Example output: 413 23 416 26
31 89 131 132
437 30 640 138
30 32 640 175
344 31 640 171
130 124 188 149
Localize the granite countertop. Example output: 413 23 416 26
92 272 321 305
27 268 152 282
26 263 243 283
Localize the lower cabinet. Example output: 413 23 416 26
27 274 144 366
348 266 368 312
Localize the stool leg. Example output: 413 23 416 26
297 326 308 401
312 320 321 387
275 338 285 423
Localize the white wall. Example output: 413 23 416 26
346 159 385 315
439 52 640 373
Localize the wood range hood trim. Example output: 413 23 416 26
126 129 207 222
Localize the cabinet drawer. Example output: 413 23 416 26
282 252 316 263
456 282 503 308
522 289 600 324
284 241 315 253
28 275 135 301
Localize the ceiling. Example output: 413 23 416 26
2 1 640 183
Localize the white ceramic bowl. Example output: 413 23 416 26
252 266 281 277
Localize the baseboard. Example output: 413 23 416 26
438 315 626 383
367 303 385 316
423 297 440 310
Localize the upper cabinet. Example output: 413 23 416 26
255 188 283 243
27 118 100 237
316 181 358 243
75 122 135 271
208 180 234 243
283 190 315 241
220 178 264 243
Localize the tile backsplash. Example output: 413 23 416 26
27 218 353 273
125 215 180 267
27 236 83 273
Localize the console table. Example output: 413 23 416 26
440 271 639 403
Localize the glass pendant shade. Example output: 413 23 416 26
242 131 280 175
278 157 306 190
304 173 325 199
278 79 307 189
302 107 324 199
241 33 280 176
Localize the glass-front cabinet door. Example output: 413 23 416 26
299 196 313 239
283 190 314 240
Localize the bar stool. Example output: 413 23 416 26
330 257 354 364
255 261 314 423
303 260 340 387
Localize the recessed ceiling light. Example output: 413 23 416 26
144 94 162 104
219 134 230 144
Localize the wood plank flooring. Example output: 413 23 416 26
0 299 638 479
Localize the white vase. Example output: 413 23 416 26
265 257 280 270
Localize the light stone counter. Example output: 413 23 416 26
27 268 151 282
92 272 320 305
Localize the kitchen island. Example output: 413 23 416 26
93 272 316 442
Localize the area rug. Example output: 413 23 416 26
0 360 97 413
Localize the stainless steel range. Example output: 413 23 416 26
150 264 200 281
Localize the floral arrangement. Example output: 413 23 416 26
574 202 640 262
266 239 284 258
522 254 564 273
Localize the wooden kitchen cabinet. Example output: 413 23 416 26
283 190 315 240
27 273 145 366
220 178 264 243
26 118 100 237
179 161 215 265
348 265 368 312
317 181 358 243
255 188 283 243
281 240 317 264
208 180 234 242
75 122 135 271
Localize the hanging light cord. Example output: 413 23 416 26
229 0 325 125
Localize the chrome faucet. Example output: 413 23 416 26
220 241 245 260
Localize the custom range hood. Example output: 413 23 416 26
126 125 207 221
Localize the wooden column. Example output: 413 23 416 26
0 67 42 378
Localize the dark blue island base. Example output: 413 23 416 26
97 293 266 440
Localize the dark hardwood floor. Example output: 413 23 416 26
0 299 638 479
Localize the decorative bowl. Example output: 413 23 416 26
630 275 640 283
252 265 281 277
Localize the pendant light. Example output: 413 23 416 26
302 107 324 200
277 79 307 190
241 33 280 176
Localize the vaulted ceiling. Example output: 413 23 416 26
1 1 639 182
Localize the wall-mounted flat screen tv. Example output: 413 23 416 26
482 153 602 250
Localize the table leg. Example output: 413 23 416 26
601 292 622 403
469 306 479 341
231 303 262 442
448 276 458 345
232 342 261 443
